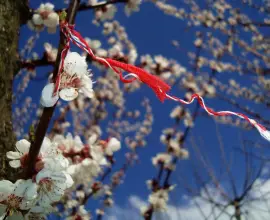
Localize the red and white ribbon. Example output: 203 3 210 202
55 21 270 142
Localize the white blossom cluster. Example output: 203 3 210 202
62 133 121 186
28 3 59 33
181 72 216 99
102 21 138 64
141 112 192 215
146 186 175 211
49 133 121 219
0 132 121 219
123 54 186 93
212 78 266 104
1 137 73 219
41 52 94 107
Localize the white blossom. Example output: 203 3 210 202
170 106 184 119
168 140 189 159
85 38 102 50
53 133 84 153
148 189 169 211
31 3 59 33
0 179 38 218
39 137 69 172
36 169 73 207
105 137 121 156
6 139 31 168
125 0 142 16
59 52 94 101
154 55 169 69
67 159 102 185
152 153 172 166
88 135 108 166
96 5 117 22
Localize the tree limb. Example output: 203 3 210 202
25 0 81 178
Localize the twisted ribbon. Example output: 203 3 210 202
54 21 270 142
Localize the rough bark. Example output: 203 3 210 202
0 0 28 180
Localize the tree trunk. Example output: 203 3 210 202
0 0 28 180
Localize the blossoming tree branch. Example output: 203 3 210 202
0 0 269 219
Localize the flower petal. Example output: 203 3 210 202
40 137 52 155
43 156 69 172
38 193 56 207
67 164 77 175
0 180 14 201
52 134 65 144
44 3 54 11
16 139 30 154
44 13 59 28
30 205 54 214
47 190 63 202
64 52 88 77
50 172 67 184
59 88 78 101
6 151 21 159
36 169 51 183
107 137 121 154
13 179 30 197
24 180 38 200
81 86 94 99
41 83 59 107
88 134 98 145
64 173 74 188
9 160 21 168
32 14 43 25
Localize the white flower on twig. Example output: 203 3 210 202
36 169 73 207
152 153 172 166
148 186 175 211
0 179 37 218
105 137 121 156
41 52 94 106
53 133 84 153
6 139 31 168
59 52 94 101
88 134 108 165
30 3 59 33
6 137 69 173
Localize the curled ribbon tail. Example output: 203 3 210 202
105 58 171 102
250 119 270 142
260 130 270 142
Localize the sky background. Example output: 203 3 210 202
16 0 270 219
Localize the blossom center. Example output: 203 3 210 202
20 154 29 168
40 11 50 19
7 194 22 209
40 178 54 192
60 72 82 89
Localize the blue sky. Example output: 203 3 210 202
17 0 270 219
